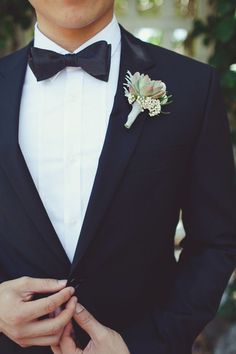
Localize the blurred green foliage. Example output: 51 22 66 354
187 0 236 142
187 0 236 322
115 0 163 16
0 0 33 53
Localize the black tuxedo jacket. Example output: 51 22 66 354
0 27 236 354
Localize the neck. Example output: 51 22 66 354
37 12 113 52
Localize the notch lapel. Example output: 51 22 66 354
70 27 155 273
0 46 70 270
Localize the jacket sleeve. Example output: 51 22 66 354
121 68 236 354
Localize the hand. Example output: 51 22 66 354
0 276 77 348
51 303 130 354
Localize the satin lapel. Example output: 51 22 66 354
70 28 155 273
0 45 70 269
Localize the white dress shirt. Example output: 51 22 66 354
19 17 121 262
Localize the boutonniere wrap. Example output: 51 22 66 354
124 71 172 129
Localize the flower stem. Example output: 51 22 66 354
124 101 143 129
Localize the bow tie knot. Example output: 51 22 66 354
29 40 112 82
64 53 79 67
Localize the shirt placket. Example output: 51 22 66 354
64 67 83 260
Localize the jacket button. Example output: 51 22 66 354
68 278 86 290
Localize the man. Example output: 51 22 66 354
0 0 235 353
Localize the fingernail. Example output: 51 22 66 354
58 279 67 286
76 303 84 314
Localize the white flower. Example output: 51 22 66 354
124 71 172 129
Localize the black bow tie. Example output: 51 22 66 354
28 41 112 82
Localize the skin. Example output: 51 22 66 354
0 277 77 347
28 0 115 51
51 303 130 354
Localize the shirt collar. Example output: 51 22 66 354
34 16 121 58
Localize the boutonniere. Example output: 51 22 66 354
124 71 172 129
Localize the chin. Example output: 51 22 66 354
55 18 93 30
54 10 108 30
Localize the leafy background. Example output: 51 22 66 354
186 0 236 145
186 3 236 341
0 0 33 54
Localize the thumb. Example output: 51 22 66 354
74 303 108 342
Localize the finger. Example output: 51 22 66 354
74 303 108 342
51 345 62 354
23 287 75 321
20 296 77 338
15 277 68 294
54 306 63 317
19 334 63 347
59 322 82 354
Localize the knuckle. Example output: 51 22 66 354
51 323 62 335
37 278 48 291
18 341 29 348
14 311 25 325
80 314 91 327
97 328 109 342
113 330 122 343
110 328 118 337
116 332 122 340
9 317 20 327
20 276 31 287
35 278 55 292
42 278 54 288
11 328 23 341
46 299 57 313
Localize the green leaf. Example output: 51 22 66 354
222 70 236 89
215 15 236 42
218 2 234 16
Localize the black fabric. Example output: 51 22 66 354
28 40 111 82
0 26 235 354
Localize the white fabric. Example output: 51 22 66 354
19 17 121 262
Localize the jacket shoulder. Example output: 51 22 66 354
0 44 31 75
122 26 213 76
